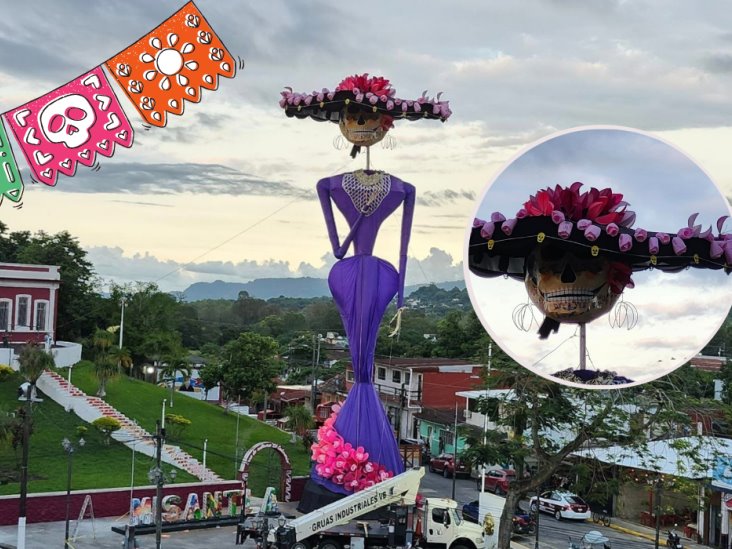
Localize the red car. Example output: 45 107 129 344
476 468 516 495
428 453 470 478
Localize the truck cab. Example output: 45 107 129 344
421 498 489 549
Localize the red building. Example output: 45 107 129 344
0 263 60 344
340 357 483 440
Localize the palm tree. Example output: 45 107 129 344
109 345 133 374
17 343 55 541
285 404 315 437
18 342 54 388
92 327 119 398
160 353 190 408
94 353 118 398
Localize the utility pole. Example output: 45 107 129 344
654 479 662 549
534 485 540 549
119 296 126 349
399 383 406 467
17 383 32 549
310 334 321 413
451 402 458 500
155 420 164 549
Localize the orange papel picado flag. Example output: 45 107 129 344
105 1 236 127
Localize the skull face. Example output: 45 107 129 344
524 245 621 324
39 94 96 149
338 106 388 147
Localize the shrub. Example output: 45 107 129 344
76 425 88 438
164 413 191 440
0 364 14 382
92 417 121 445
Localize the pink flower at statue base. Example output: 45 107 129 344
310 406 394 492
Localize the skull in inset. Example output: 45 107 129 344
524 244 622 324
39 94 96 149
338 105 389 147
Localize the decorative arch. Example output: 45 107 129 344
239 441 293 502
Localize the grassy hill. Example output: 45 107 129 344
0 370 197 496
0 363 311 496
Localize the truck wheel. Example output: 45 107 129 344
319 539 341 549
429 463 435 473
554 510 562 521
292 542 310 549
530 502 538 513
450 543 471 549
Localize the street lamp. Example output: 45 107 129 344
147 463 177 549
62 437 85 549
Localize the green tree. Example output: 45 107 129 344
109 282 184 370
199 363 223 402
92 417 121 445
467 362 717 549
220 332 280 402
0 226 98 341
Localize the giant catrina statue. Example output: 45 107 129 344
280 74 450 507
468 182 731 384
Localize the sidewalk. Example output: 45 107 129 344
610 517 707 549
0 518 534 549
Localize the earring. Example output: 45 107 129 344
381 134 397 150
608 295 638 330
333 135 348 150
512 301 538 332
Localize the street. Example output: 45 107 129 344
419 471 662 548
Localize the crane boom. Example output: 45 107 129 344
289 467 425 542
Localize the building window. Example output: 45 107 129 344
16 295 31 328
34 301 48 332
439 429 454 448
346 369 354 382
392 370 401 384
0 300 11 331
404 371 411 386
377 367 386 381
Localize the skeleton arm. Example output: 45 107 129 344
397 183 416 308
317 177 364 259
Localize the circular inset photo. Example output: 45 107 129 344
465 127 732 389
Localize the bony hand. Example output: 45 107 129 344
388 307 407 338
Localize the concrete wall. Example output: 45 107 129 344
3 341 81 370
53 341 82 368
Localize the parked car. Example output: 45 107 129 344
476 468 516 495
529 490 591 521
461 501 536 535
429 453 470 478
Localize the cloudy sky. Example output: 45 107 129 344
467 128 732 387
1 0 732 304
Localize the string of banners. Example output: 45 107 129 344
0 1 237 208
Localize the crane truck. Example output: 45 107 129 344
236 468 497 549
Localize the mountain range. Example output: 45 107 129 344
179 277 466 301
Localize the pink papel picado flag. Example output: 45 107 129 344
3 66 134 187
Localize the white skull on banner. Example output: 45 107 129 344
39 94 96 149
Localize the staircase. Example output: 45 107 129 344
38 370 223 482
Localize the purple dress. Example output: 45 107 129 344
314 171 415 494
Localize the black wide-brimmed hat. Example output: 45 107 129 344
469 182 731 280
279 73 451 124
